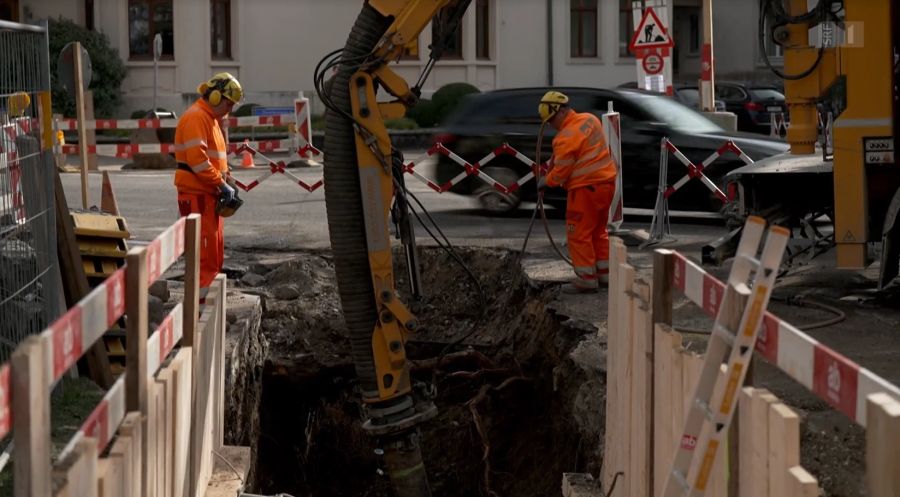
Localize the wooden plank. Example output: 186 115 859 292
767 403 800 497
182 215 200 350
116 413 142 497
12 334 51 497
653 324 675 496
192 278 223 497
746 389 779 497
107 431 133 497
214 275 227 449
787 466 819 497
737 388 755 497
630 279 651 497
125 246 150 497
616 259 635 497
146 382 160 497
52 438 98 497
865 393 900 497
706 365 728 497
171 349 194 497
602 238 623 489
96 458 120 497
651 249 674 326
156 366 175 497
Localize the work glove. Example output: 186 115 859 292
225 175 238 189
219 182 236 203
536 176 548 191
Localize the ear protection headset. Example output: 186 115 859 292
198 73 242 106
538 90 570 123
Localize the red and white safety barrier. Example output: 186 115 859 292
663 138 753 204
671 252 900 427
770 112 788 138
1 117 40 224
293 97 321 159
602 106 624 230
232 143 323 193
60 139 292 159
55 114 295 131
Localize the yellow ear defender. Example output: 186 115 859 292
198 72 243 106
538 90 569 123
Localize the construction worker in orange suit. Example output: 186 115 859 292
174 72 243 300
537 90 617 294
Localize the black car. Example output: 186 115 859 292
432 87 789 213
714 81 788 133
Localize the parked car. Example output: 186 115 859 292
714 81 788 133
432 87 790 214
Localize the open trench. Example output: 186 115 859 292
222 246 607 497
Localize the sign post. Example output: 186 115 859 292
73 42 90 209
629 2 675 95
700 0 716 112
152 33 162 112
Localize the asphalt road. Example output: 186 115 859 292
60 150 728 256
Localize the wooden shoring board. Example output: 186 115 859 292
52 438 98 497
866 393 900 497
767 402 800 497
629 278 652 497
171 349 194 497
602 237 625 490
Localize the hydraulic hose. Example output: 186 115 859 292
323 3 392 398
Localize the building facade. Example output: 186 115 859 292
2 0 784 117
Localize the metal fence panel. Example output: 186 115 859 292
0 20 62 362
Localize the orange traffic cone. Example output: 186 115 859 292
100 171 120 216
240 150 254 168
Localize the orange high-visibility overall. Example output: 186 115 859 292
174 99 230 295
546 111 617 288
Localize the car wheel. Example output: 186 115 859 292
475 166 522 214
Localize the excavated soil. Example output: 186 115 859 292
235 247 606 497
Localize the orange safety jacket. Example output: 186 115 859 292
173 99 229 196
546 111 616 190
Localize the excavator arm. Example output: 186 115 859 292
319 2 471 495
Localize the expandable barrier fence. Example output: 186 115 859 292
0 19 63 362
0 213 236 497
646 138 754 245
601 235 900 497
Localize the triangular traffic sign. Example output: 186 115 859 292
629 7 674 53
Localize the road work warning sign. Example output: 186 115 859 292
629 7 674 53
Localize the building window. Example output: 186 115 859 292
476 0 490 60
689 13 700 54
571 0 598 58
210 0 231 59
432 7 463 59
618 0 634 58
128 0 174 59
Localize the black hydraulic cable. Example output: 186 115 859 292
758 0 826 80
675 296 846 335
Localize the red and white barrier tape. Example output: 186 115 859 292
55 114 295 131
663 139 752 203
671 252 900 426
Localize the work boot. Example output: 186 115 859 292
561 278 599 294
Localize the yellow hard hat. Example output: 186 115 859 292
538 90 569 122
198 72 243 106
7 92 31 117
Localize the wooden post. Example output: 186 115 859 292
182 215 201 349
214 274 227 448
767 403 800 497
602 237 626 490
73 42 90 209
83 90 98 171
866 393 900 497
125 246 149 497
699 0 716 112
12 335 51 497
117 412 143 497
651 249 674 327
618 260 635 497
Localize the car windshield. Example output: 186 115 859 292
626 91 724 133
750 88 785 100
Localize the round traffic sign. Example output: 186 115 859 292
642 54 664 75
57 42 93 98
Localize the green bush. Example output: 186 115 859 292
431 82 480 125
48 17 126 118
385 117 419 130
406 98 438 128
